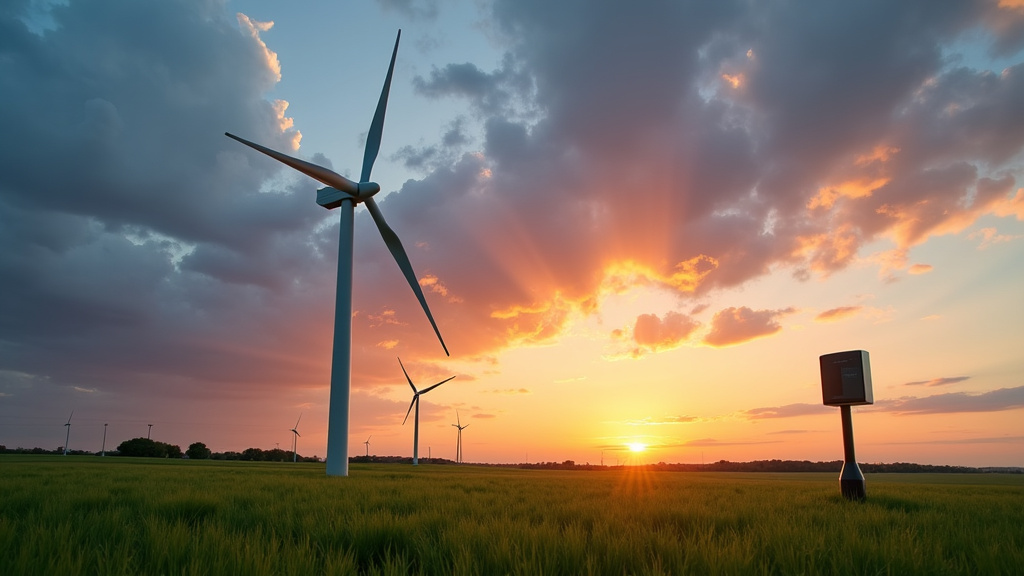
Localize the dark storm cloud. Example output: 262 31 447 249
0 0 338 407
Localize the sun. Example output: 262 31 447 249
627 442 647 453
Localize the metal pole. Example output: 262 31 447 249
839 405 866 500
413 400 420 465
147 424 152 439
326 199 355 477
101 424 107 456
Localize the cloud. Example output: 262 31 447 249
879 435 1024 445
908 264 934 275
815 306 863 322
742 403 833 419
629 311 700 356
704 307 797 347
489 388 531 395
969 226 1023 248
904 376 971 387
873 386 1024 414
679 438 780 447
623 416 703 426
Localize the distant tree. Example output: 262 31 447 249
118 438 161 457
164 443 183 459
265 448 289 462
241 447 264 461
116 438 183 458
186 442 212 460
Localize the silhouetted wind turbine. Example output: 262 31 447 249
400 357 454 465
364 435 372 457
452 410 469 464
225 30 448 477
290 413 302 463
62 411 73 456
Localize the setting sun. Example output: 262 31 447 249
627 442 647 453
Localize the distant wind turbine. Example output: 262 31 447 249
400 357 454 465
290 413 302 463
225 30 449 477
62 411 73 456
364 435 372 457
452 410 469 464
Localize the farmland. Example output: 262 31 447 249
1 456 1022 575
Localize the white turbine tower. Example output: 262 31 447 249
400 358 454 465
452 410 469 464
364 435 372 457
290 413 302 463
225 31 448 476
62 411 73 456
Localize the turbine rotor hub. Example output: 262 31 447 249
357 181 381 199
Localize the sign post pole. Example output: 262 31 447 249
819 350 873 501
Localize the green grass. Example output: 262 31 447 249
1 456 1022 575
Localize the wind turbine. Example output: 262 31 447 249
62 411 73 456
225 30 449 477
400 357 454 465
364 435 372 457
290 413 302 463
452 410 469 464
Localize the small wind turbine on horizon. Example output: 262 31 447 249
291 413 302 463
225 30 449 477
400 357 454 465
62 411 73 456
452 410 469 464
364 435 372 457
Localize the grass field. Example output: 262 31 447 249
1 456 1022 575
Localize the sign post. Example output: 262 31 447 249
819 350 873 500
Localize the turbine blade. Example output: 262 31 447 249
402 396 417 425
360 30 400 183
366 198 449 356
295 413 302 428
398 357 418 393
456 409 461 427
67 410 74 424
420 375 455 395
225 132 359 195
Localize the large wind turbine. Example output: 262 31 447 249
364 435 372 457
290 413 301 463
400 358 454 465
452 410 469 464
62 411 73 456
225 31 448 476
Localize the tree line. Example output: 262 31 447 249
0 439 318 462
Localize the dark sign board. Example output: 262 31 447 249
819 350 873 406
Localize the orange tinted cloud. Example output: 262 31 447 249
904 376 970 387
704 306 796 347
815 306 863 322
631 311 700 355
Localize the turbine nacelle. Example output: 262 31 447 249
316 182 381 209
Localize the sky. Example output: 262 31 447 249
2 0 1023 468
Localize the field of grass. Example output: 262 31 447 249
1 456 1022 575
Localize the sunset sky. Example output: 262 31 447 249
2 0 1023 468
